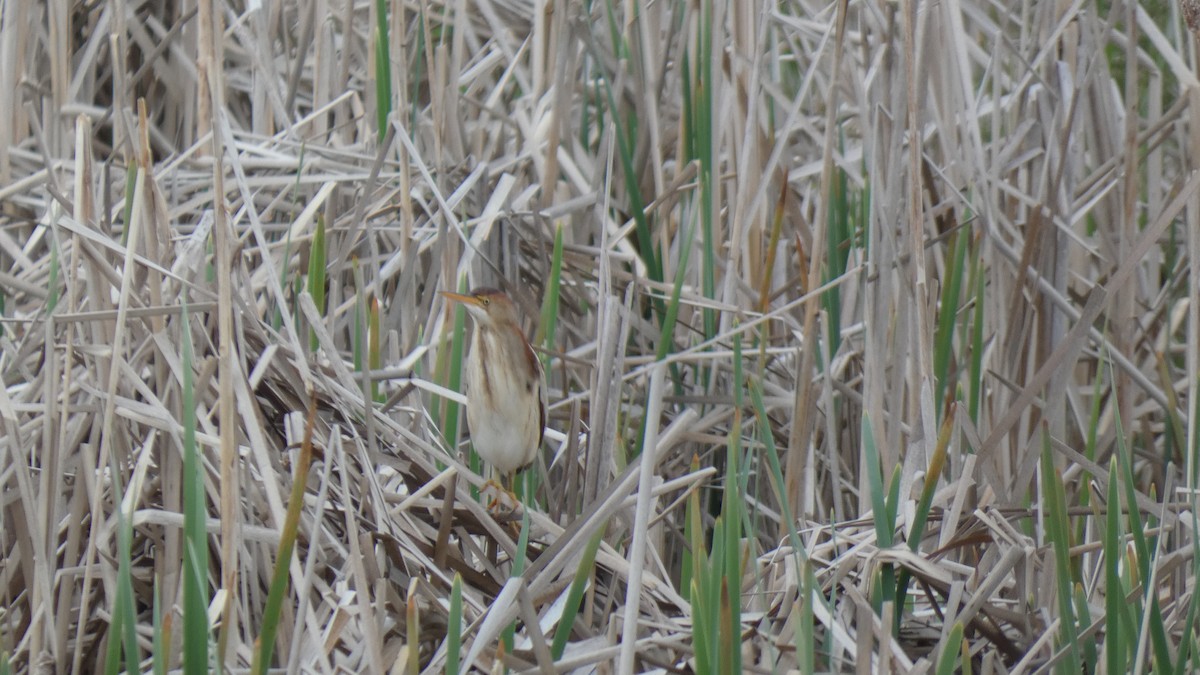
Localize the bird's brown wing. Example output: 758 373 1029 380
530 342 547 446
518 331 549 446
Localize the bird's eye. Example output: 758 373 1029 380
480 297 490 306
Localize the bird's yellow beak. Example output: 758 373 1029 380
441 291 483 307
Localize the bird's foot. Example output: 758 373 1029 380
481 479 521 514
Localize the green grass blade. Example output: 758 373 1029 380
307 214 327 352
894 408 954 630
46 240 60 314
1040 431 1081 673
1111 393 1174 670
748 377 817 668
1113 386 1150 583
551 523 607 659
690 579 711 674
1104 458 1126 675
353 257 365 373
1145 575 1174 673
823 159 849 356
717 580 735 675
798 560 816 674
1172 521 1200 675
933 228 968 412
716 331 743 674
654 209 697 362
1074 583 1097 670
911 408 952 550
935 622 964 675
595 60 661 299
694 0 716 345
681 452 701 602
251 401 317 674
373 0 393 142
440 279 469 471
967 257 985 424
181 299 210 674
862 415 891 548
502 512 532 652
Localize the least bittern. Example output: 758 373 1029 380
441 288 546 501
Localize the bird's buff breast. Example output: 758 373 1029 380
464 332 542 474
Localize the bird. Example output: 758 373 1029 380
441 287 546 504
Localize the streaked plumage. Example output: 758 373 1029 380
441 288 546 483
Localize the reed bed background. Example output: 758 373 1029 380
2 0 1199 672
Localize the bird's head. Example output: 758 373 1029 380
440 287 520 328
